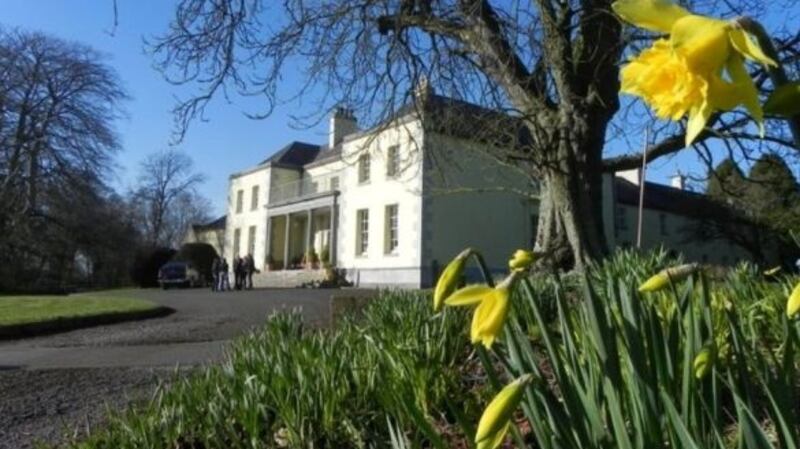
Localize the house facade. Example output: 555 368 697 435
220 89 763 288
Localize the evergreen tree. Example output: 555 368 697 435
707 158 747 205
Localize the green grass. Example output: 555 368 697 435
0 294 160 326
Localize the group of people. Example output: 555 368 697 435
210 254 256 291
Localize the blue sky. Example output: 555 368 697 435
4 1 792 217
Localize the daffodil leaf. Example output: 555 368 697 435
729 28 777 67
764 81 800 117
446 284 491 306
611 0 689 33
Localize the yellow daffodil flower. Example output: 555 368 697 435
445 273 520 348
787 281 800 318
693 344 715 379
638 263 699 293
613 0 776 146
433 248 472 312
508 249 536 271
475 374 533 449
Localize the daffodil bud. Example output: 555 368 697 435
475 374 533 445
638 263 698 293
693 344 715 379
764 266 782 276
433 248 472 312
787 281 800 319
508 249 535 271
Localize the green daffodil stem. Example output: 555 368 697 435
736 16 800 148
471 252 496 288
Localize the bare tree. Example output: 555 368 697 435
132 149 207 248
150 0 800 268
0 29 128 290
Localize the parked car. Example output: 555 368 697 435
158 261 201 289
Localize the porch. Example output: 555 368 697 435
266 201 338 270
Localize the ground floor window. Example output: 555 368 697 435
356 209 369 256
385 204 398 254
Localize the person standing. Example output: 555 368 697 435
233 256 243 290
210 257 220 292
245 254 255 290
219 257 230 291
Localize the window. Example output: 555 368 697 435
330 176 340 190
358 153 371 184
235 189 244 214
659 213 668 236
615 206 628 233
247 226 256 255
356 209 369 255
384 204 399 254
233 228 241 257
251 185 260 211
386 145 400 178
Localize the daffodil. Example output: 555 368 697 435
638 263 699 293
508 249 536 271
445 273 520 348
613 0 776 146
787 281 800 318
693 344 715 379
433 248 472 312
475 374 533 449
764 266 782 276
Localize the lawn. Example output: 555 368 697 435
0 294 160 327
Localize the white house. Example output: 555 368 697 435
219 86 764 288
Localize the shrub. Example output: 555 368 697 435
130 247 176 288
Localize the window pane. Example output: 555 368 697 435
236 190 244 213
358 154 371 183
251 185 259 211
233 228 241 257
387 146 399 177
247 226 256 255
357 209 369 255
385 204 398 253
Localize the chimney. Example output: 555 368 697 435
329 107 357 148
670 172 686 190
616 168 642 186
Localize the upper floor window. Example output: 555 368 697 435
384 204 399 254
356 209 369 256
235 189 244 214
386 145 399 178
330 176 340 190
251 185 260 211
358 153 371 184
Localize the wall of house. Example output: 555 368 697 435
184 227 225 257
335 119 426 287
225 166 271 270
423 134 537 285
611 203 753 265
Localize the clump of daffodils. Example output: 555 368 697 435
638 263 699 293
613 0 776 146
508 249 536 271
475 374 533 449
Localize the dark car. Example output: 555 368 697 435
158 261 201 289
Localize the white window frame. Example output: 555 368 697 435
251 185 260 211
356 209 369 256
235 189 244 214
384 204 399 254
358 153 371 184
386 145 399 178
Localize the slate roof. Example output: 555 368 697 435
193 215 226 231
259 141 322 167
614 177 733 220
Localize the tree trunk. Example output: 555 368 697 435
534 123 610 271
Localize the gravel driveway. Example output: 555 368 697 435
0 288 340 448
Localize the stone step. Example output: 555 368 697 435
252 269 327 288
